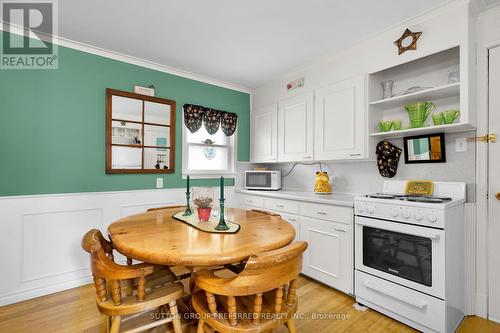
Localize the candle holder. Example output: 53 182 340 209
214 198 229 231
183 191 193 216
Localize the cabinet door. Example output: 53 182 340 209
278 92 314 162
314 75 366 160
300 216 353 294
251 103 278 163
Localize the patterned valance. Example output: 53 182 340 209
183 104 238 136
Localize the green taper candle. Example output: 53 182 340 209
220 176 224 201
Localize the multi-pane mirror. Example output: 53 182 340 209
105 88 176 174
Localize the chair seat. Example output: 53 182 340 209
192 289 298 333
98 281 184 316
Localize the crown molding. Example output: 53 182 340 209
0 22 252 94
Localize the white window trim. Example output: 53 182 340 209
181 117 237 179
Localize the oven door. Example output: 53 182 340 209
355 216 445 299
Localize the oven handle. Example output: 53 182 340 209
364 281 428 309
355 220 441 240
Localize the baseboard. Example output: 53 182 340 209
0 275 93 306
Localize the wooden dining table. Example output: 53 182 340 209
108 207 296 268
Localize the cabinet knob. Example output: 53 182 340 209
496 193 500 201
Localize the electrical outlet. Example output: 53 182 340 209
455 137 467 152
156 178 163 188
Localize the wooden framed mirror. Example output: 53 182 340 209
105 88 176 174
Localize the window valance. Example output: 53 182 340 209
183 104 238 136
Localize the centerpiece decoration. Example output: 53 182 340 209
172 176 239 233
192 187 214 222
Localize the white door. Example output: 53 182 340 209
314 75 366 160
278 92 314 162
488 46 500 322
300 216 353 294
251 103 278 163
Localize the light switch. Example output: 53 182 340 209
156 178 163 188
455 137 467 152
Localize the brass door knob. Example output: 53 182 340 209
496 193 500 200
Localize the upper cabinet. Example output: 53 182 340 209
278 92 314 162
368 46 474 139
106 88 176 174
314 75 366 160
250 103 278 163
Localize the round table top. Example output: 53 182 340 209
108 207 296 267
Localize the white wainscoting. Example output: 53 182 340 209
0 186 236 306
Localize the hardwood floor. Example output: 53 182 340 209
0 274 498 333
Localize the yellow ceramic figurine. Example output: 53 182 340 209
314 171 332 194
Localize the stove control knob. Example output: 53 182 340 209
427 213 437 223
390 207 399 217
414 211 423 221
401 209 411 219
356 205 365 213
368 205 376 214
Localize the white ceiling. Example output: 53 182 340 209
58 0 449 89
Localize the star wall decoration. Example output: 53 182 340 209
394 28 422 55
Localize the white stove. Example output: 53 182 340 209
354 180 466 333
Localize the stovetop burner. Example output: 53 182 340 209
365 193 453 203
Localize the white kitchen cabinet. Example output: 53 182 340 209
300 216 353 294
250 103 278 163
314 75 366 160
278 92 314 162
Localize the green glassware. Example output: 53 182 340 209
442 109 460 124
432 113 444 126
379 121 393 132
404 102 435 128
391 120 402 131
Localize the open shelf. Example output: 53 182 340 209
369 82 460 109
369 123 475 139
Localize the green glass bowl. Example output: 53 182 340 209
379 121 393 132
432 113 444 126
442 110 460 124
391 120 402 131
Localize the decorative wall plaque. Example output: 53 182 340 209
394 28 422 55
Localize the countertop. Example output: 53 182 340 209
235 188 355 207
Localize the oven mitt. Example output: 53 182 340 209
376 141 402 178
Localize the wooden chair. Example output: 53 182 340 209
192 241 308 333
82 229 184 333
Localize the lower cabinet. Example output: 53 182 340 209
300 216 353 294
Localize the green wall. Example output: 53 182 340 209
0 33 250 196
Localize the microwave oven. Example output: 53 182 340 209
244 170 281 190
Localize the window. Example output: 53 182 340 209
182 124 235 178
